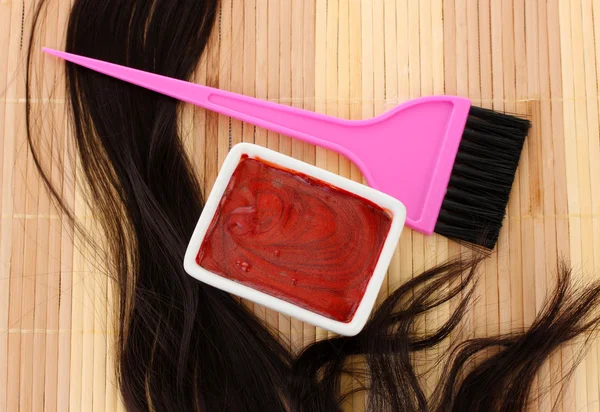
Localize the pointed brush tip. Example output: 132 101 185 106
42 47 65 58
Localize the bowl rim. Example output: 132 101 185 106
183 142 406 336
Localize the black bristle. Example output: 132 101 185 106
434 106 530 249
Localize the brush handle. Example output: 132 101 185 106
43 48 474 237
43 48 354 151
197 89 354 150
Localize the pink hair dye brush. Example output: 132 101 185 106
43 47 530 249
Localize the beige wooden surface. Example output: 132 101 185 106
1 0 600 411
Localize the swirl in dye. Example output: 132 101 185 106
197 156 392 322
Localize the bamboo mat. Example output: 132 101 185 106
1 0 600 411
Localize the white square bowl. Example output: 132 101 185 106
183 143 406 336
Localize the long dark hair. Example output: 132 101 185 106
29 1 293 411
25 0 600 411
